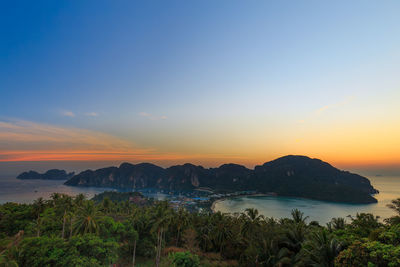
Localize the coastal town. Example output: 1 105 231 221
93 189 278 213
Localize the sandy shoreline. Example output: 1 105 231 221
210 193 270 212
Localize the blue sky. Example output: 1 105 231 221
1 1 400 171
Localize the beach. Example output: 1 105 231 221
210 193 269 212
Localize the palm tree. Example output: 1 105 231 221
101 197 112 214
59 195 73 239
330 218 346 230
386 198 400 224
151 202 173 267
244 208 264 222
0 232 23 267
73 201 101 235
131 231 138 267
197 217 212 251
238 208 266 265
302 230 342 267
120 214 139 267
74 193 86 207
129 207 145 267
68 211 75 239
50 193 62 207
264 246 303 267
240 208 264 238
280 223 307 260
70 193 86 236
32 197 45 237
174 207 190 246
260 238 297 267
211 212 233 254
291 209 309 224
387 198 400 215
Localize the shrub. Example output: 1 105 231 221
169 251 200 267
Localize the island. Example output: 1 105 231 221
63 155 378 204
17 169 75 180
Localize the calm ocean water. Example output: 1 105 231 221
214 176 400 224
0 176 169 204
1 175 399 224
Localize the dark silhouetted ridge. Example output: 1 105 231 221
17 169 74 180
63 155 378 204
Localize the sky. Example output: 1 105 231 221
1 1 400 174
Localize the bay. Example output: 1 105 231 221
214 176 400 224
1 175 400 225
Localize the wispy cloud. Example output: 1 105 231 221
139 112 167 120
0 119 154 161
139 112 151 117
85 112 98 117
61 111 99 118
0 119 242 163
297 96 355 123
61 111 75 117
315 96 354 115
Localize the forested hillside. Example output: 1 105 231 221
64 156 378 204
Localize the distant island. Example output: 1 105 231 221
17 169 75 180
63 155 378 204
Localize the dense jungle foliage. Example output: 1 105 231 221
0 194 400 267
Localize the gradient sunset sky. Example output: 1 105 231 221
1 1 400 174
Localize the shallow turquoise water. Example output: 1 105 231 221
214 176 400 224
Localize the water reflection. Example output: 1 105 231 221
0 177 168 203
215 176 400 224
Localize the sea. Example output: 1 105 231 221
0 175 399 225
214 176 400 224
0 176 170 204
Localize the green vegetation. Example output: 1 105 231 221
169 252 200 267
92 191 144 203
1 193 400 266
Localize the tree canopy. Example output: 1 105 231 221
0 195 400 266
